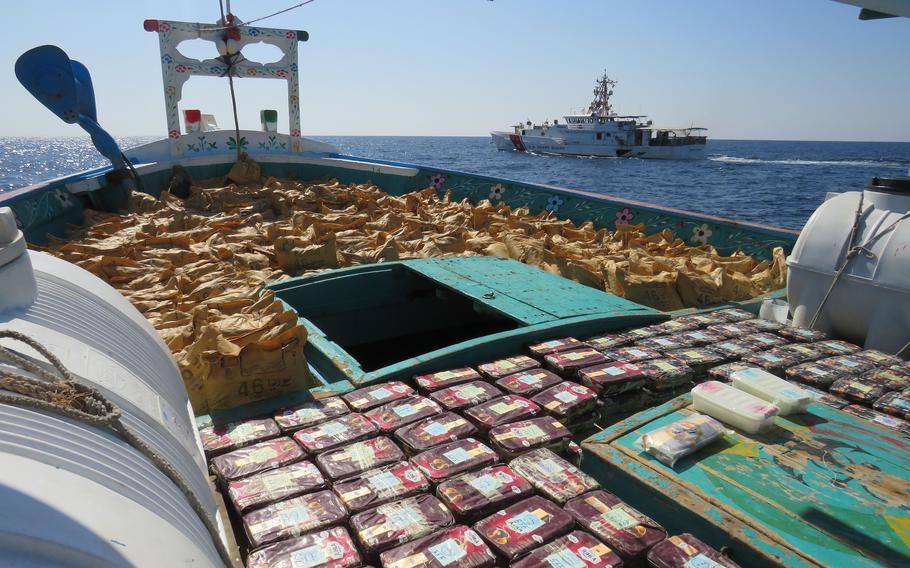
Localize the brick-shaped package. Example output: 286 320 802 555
228 460 326 513
316 437 405 480
200 418 280 458
394 412 478 455
510 531 623 568
293 413 378 454
273 397 351 432
245 526 361 568
333 462 430 513
473 496 574 561
495 368 563 397
463 395 541 431
350 493 455 555
365 395 443 434
411 438 499 484
242 490 348 548
564 489 667 562
343 381 415 412
211 437 304 483
378 525 496 568
510 448 599 504
415 368 482 393
436 465 533 520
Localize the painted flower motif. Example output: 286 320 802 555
53 188 73 208
175 64 187 73
691 223 713 245
161 54 173 64
168 129 180 139
276 69 288 78
289 63 298 72
286 31 296 39
290 128 301 137
545 195 564 213
210 65 224 74
247 28 261 36
158 22 171 33
246 68 258 76
615 207 634 225
489 183 505 201
289 95 299 105
165 85 176 96
428 174 447 189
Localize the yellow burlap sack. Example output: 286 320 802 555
615 268 686 312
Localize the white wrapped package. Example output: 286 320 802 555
692 381 780 434
637 413 726 467
730 367 812 415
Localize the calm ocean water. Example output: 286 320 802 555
1 136 907 231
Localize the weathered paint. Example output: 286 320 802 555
582 395 910 568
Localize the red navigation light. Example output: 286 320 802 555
143 19 159 32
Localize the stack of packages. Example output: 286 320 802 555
42 176 786 414
201 350 743 567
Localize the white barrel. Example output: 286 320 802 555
788 176 910 356
0 207 226 566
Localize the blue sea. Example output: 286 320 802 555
1 136 907 231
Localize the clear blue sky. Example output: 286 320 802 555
2 0 909 140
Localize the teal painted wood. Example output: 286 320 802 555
582 395 910 568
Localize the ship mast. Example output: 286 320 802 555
587 71 617 117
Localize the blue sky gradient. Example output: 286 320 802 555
2 0 909 140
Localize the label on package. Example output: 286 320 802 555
555 391 578 403
371 387 393 400
601 507 638 530
506 511 544 534
322 422 348 437
278 506 311 526
545 549 586 568
394 403 418 417
684 554 726 568
423 421 449 437
369 471 401 492
444 447 472 464
513 425 545 439
469 474 502 496
429 539 467 565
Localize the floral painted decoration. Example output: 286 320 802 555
428 174 447 189
489 183 505 201
615 207 634 225
545 195 564 213
691 223 713 244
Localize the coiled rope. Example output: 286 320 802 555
0 330 234 567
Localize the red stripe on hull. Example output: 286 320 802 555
508 134 526 152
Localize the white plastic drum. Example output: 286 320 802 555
0 206 226 567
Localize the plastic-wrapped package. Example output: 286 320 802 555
316 437 405 481
707 362 760 382
544 348 609 376
586 333 633 351
488 417 571 459
228 460 326 513
411 438 499 484
748 333 788 350
842 404 910 435
463 395 541 431
864 367 910 392
672 329 728 347
495 368 562 397
796 383 848 409
634 359 694 391
673 312 728 327
212 437 305 483
473 496 574 561
436 465 533 520
829 377 888 405
509 448 599 505
708 339 757 360
577 361 647 396
429 381 502 412
740 318 786 333
415 368 482 393
531 382 598 422
647 534 742 568
564 490 666 562
350 494 455 556
293 413 379 454
601 346 663 363
777 343 827 363
200 418 281 458
395 412 479 455
815 355 875 375
478 355 539 380
740 349 800 375
730 367 812 415
710 308 754 322
365 395 443 434
873 390 910 419
274 397 351 432
637 413 727 467
378 525 496 568
245 526 361 568
693 381 779 433
511 531 623 568
813 339 861 356
618 327 661 341
665 347 727 371
636 335 687 352
706 322 753 337
855 349 903 367
784 362 846 388
242 490 348 548
646 320 699 335
601 388 654 418
333 462 430 513
776 326 827 343
344 382 416 412
528 337 588 357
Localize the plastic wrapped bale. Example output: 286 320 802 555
415 368 482 393
242 490 349 548
212 437 305 483
564 490 667 563
378 525 496 568
739 318 786 333
293 413 379 454
601 346 663 363
344 381 416 412
577 362 648 396
618 327 661 341
200 417 281 458
488 417 571 459
864 367 910 392
228 460 326 513
740 349 801 376
707 362 761 382
784 362 846 388
473 496 574 562
274 397 351 432
436 465 533 521
710 308 754 322
775 326 828 343
245 526 361 568
316 437 406 481
855 349 904 367
708 339 757 361
813 339 861 356
365 395 443 434
674 312 727 327
665 348 727 375
586 334 633 352
333 462 430 514
463 395 541 432
829 377 889 406
429 381 502 412
528 337 589 357
797 383 851 409
478 355 538 380
677 329 730 347
647 534 742 568
544 348 609 377
511 531 623 568
706 322 754 337
873 390 910 419
645 320 698 335
636 336 686 352
777 343 828 363
531 382 598 423
509 448 599 505
842 404 910 436
350 494 455 556
638 359 695 391
495 368 562 396
637 413 726 467
815 355 876 375
747 332 789 350
395 412 479 455
411 438 499 484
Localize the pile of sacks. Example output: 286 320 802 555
41 176 786 413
